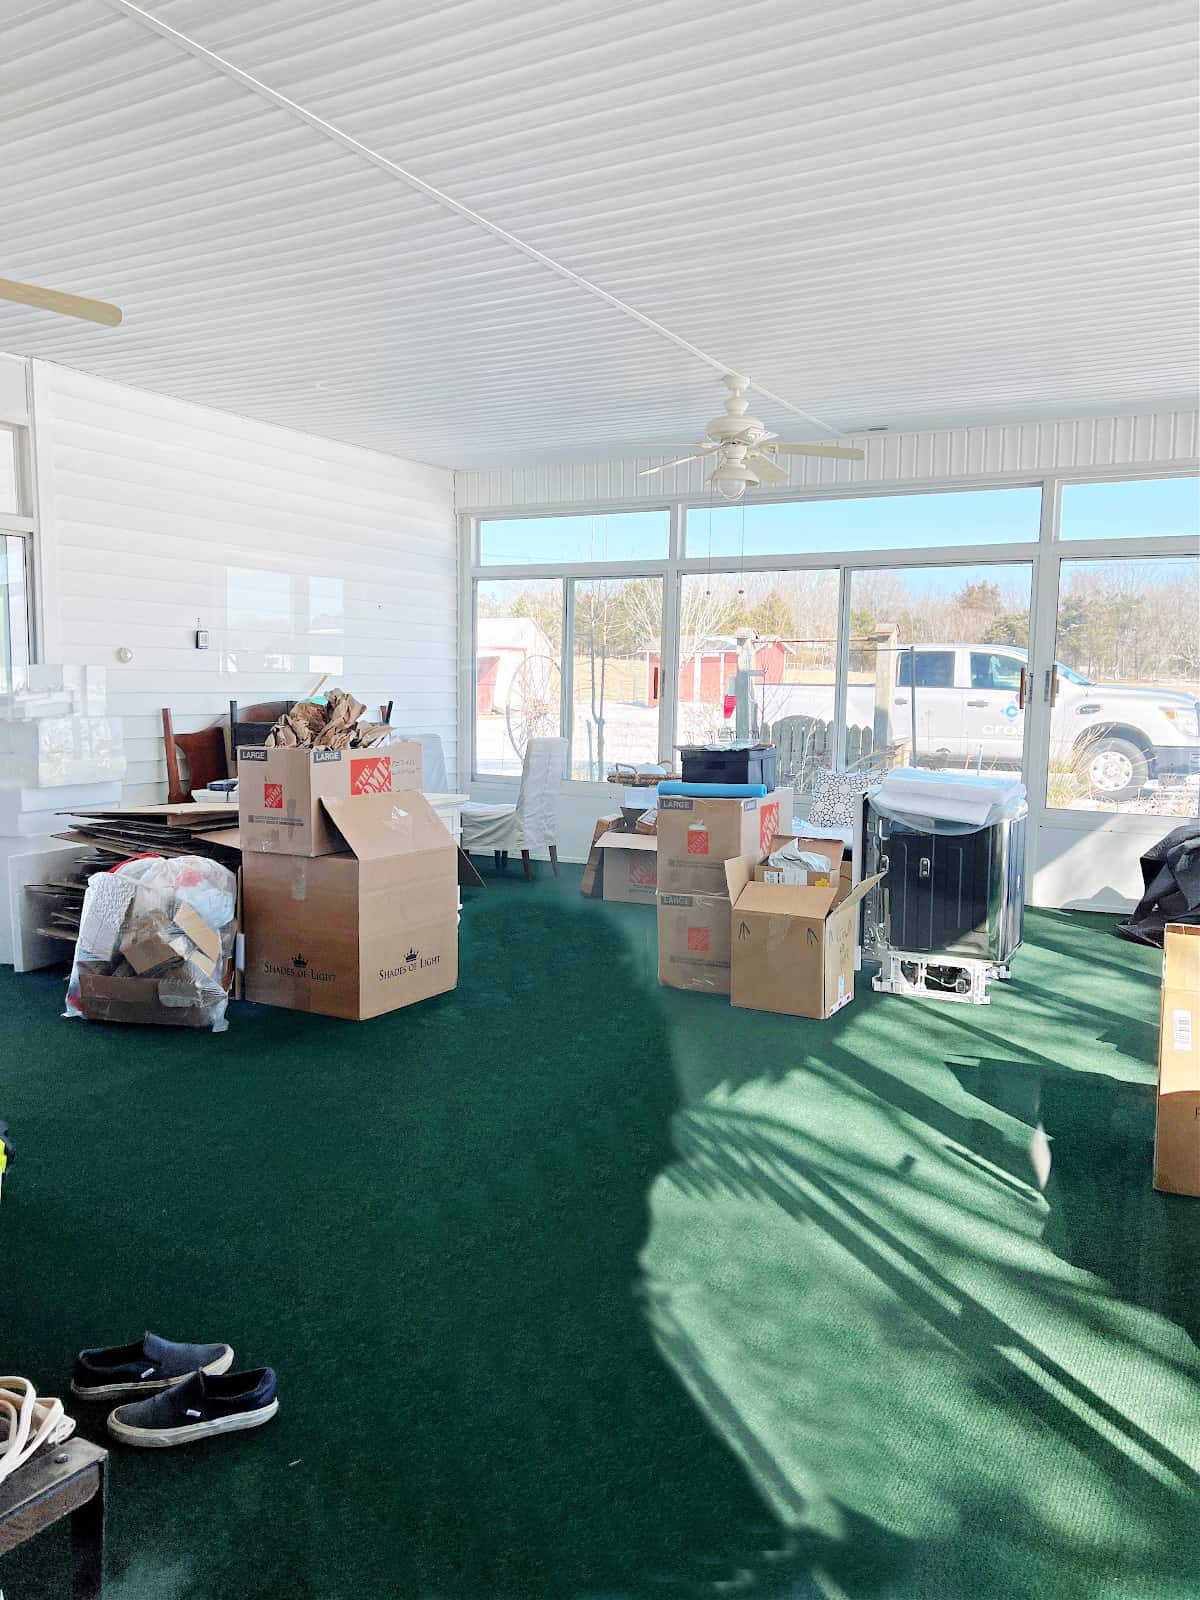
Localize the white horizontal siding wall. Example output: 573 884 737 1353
30 360 456 804
456 411 1200 510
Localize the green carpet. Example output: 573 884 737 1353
1 870 1197 1600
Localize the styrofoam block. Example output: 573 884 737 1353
0 717 125 786
0 782 122 832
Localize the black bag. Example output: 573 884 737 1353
1116 822 1200 947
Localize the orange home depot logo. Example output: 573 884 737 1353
350 756 393 795
686 826 709 856
263 782 283 810
629 856 657 888
687 927 710 952
759 802 780 856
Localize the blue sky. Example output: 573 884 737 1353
480 478 1198 567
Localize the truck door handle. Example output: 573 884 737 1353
966 698 988 707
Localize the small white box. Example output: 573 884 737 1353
0 716 126 787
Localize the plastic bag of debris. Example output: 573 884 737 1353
264 688 391 751
65 855 238 1032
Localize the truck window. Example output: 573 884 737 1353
970 652 1023 691
897 650 955 689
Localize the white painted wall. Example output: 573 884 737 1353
29 360 457 805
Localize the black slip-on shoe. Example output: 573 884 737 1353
107 1367 278 1448
72 1332 234 1400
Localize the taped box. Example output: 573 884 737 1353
238 741 422 857
724 856 884 1020
656 790 791 896
1155 923 1200 1197
242 790 458 1020
595 832 657 904
657 890 732 994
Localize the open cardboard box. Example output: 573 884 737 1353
656 790 790 896
1156 923 1200 1197
595 831 657 904
238 741 423 857
242 789 458 1020
724 855 884 1019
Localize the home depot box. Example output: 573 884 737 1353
596 831 657 904
242 790 457 1020
724 856 884 1020
656 790 790 896
238 741 422 857
1155 923 1200 1197
657 891 732 994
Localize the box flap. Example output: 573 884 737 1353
737 880 839 918
723 854 756 902
458 847 486 889
321 790 450 861
1164 924 1200 992
596 831 656 852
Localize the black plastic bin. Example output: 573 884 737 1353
678 745 778 789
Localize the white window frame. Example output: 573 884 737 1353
0 377 40 686
460 467 1200 809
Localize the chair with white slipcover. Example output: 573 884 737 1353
461 737 566 881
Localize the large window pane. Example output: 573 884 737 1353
1 536 31 697
475 579 563 775
847 563 1034 776
1045 556 1200 815
686 487 1040 560
480 511 669 566
1060 477 1199 542
571 576 663 779
678 570 840 790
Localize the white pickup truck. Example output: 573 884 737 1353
760 643 1200 800
887 643 1200 800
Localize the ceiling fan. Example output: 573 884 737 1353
0 276 122 327
635 374 864 500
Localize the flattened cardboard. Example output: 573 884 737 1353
656 890 732 994
241 789 458 1020
725 856 884 1019
596 831 658 904
656 791 786 895
237 742 423 857
1155 924 1200 1197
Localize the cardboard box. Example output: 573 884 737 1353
238 741 422 857
724 857 884 1019
753 833 846 888
596 832 657 904
581 813 621 898
242 789 457 1020
656 791 788 896
1155 924 1200 1197
657 891 732 994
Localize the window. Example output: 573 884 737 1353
480 511 669 566
677 569 839 790
970 652 1023 692
0 429 17 516
1060 477 1199 542
1 536 31 696
570 576 663 779
686 487 1041 559
475 579 564 775
897 650 955 689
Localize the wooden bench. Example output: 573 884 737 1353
0 1436 107 1596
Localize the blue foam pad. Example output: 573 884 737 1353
657 781 769 799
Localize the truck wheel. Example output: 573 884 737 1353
1084 736 1148 801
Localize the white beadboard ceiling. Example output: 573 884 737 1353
2 0 1196 467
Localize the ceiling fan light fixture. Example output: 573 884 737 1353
710 462 758 500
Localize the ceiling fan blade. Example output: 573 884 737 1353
746 453 789 485
0 277 122 327
772 443 866 461
637 453 706 477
